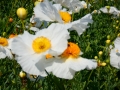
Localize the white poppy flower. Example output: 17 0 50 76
34 0 93 35
45 42 97 79
52 0 88 13
110 37 120 69
100 6 120 16
0 37 13 59
11 23 70 76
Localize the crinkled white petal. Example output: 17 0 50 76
11 31 35 56
45 56 97 79
68 57 97 71
110 48 120 69
100 6 120 15
46 58 75 79
16 54 47 76
53 4 62 11
4 47 13 59
0 46 13 59
53 0 86 13
34 0 63 23
114 37 120 52
0 52 6 59
70 13 93 35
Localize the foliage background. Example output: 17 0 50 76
1 0 120 90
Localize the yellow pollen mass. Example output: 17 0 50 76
46 54 53 59
59 11 71 23
32 36 51 53
0 37 8 46
61 42 80 58
9 34 17 38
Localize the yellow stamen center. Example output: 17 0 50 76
61 42 80 58
116 49 119 52
32 36 51 53
46 54 53 59
0 38 8 46
9 34 17 38
59 11 71 23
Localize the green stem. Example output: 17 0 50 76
21 19 25 31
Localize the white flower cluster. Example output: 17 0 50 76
1 0 120 80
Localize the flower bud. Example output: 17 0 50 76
107 35 110 40
106 59 110 63
116 26 119 30
99 51 103 56
106 40 111 44
100 62 106 66
9 18 13 23
19 71 26 78
116 20 119 23
106 6 110 9
94 56 98 60
93 10 97 13
113 25 115 27
117 33 120 37
34 1 40 6
2 32 6 36
17 7 27 19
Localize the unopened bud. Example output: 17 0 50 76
106 59 110 63
2 32 6 36
107 35 110 40
118 33 120 37
106 40 111 44
34 1 40 6
83 4 87 9
94 56 98 60
93 10 97 13
19 71 26 78
116 26 119 30
9 18 13 23
97 60 101 66
113 25 115 27
116 20 119 23
106 6 110 10
99 51 103 56
100 62 106 66
17 7 27 19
